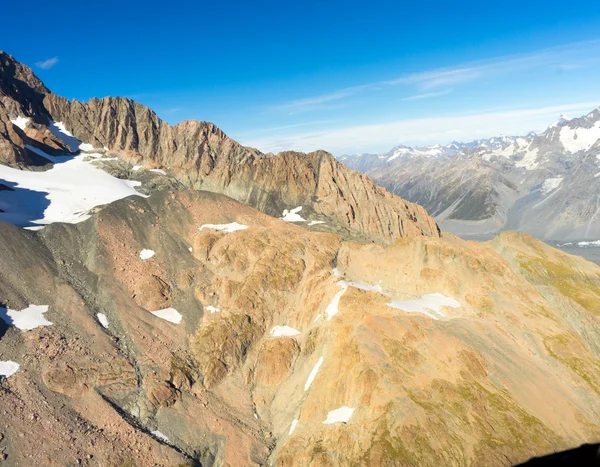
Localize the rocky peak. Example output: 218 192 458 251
0 51 50 123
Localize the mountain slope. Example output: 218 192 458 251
0 51 439 245
2 190 600 465
341 114 600 240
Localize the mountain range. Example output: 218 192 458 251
1 51 600 466
340 111 600 240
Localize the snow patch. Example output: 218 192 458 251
289 419 299 435
79 143 95 152
10 116 29 130
324 276 383 321
308 220 326 226
594 172 600 178
132 165 143 171
200 222 249 233
0 145 144 228
577 240 600 246
327 270 459 321
205 305 220 313
0 304 52 330
541 177 563 195
325 281 349 320
281 206 306 222
150 308 182 324
49 121 92 152
270 325 301 337
139 249 155 260
97 313 109 329
387 146 443 162
515 147 540 170
386 293 461 320
0 361 20 378
188 247 193 252
560 121 600 153
150 169 167 175
304 356 324 391
323 406 355 424
151 431 169 442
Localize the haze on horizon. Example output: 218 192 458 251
3 0 600 155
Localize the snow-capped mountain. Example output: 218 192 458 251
340 107 600 240
340 134 538 169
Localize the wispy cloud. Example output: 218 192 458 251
237 119 333 137
35 57 59 70
270 85 371 114
242 101 600 155
269 40 600 114
387 67 481 90
402 89 452 101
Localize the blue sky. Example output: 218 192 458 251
3 0 600 154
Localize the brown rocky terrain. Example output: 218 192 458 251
0 190 599 465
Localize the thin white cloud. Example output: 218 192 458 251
402 89 452 101
36 57 59 70
237 119 333 137
268 39 600 113
270 84 371 113
242 102 600 155
386 67 481 90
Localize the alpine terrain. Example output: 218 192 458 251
1 51 600 467
340 113 600 241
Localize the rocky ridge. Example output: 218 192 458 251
0 51 439 245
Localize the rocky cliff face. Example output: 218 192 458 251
0 50 440 244
0 51 50 123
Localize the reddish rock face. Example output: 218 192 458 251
0 104 28 167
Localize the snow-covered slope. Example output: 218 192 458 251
0 126 145 229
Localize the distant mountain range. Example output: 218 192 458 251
340 109 600 240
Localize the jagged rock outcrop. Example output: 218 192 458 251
0 103 29 166
0 51 50 123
